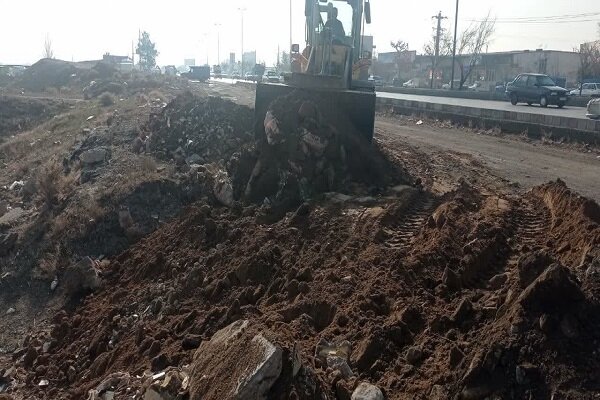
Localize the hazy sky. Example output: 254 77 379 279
1 0 598 66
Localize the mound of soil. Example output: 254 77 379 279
4 180 599 399
0 96 69 139
147 92 254 164
244 89 406 209
16 59 77 91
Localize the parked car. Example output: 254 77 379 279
442 80 462 90
468 81 482 91
506 73 569 108
569 83 600 97
402 79 417 88
368 75 384 87
587 98 600 119
494 82 507 93
264 70 280 83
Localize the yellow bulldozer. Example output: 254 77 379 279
255 0 375 142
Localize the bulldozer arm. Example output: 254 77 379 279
255 82 376 143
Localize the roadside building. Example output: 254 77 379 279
102 53 134 72
376 48 580 89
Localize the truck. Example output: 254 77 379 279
181 65 210 82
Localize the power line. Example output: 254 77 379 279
492 11 600 21
469 19 600 24
466 11 600 24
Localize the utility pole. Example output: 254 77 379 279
214 23 221 66
431 11 447 88
450 0 459 89
203 33 209 65
239 7 246 77
289 0 293 52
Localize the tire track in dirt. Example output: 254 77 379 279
459 197 553 290
383 194 438 250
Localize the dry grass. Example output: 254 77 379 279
140 156 157 173
50 196 105 239
36 163 77 211
37 243 66 279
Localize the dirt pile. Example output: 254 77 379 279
0 96 69 139
147 92 254 164
3 179 598 399
15 59 77 91
244 90 405 209
148 91 408 213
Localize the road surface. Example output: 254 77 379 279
377 91 588 120
209 80 588 120
377 117 600 202
206 81 600 201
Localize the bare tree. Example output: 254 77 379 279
390 40 409 79
43 34 54 59
423 32 453 61
454 13 496 88
578 42 600 86
422 32 452 87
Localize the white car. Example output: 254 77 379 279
587 98 600 119
403 79 416 88
570 83 600 97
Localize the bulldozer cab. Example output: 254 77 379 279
255 0 376 142
285 0 372 91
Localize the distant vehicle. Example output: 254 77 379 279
369 75 383 87
213 65 222 78
506 73 568 108
264 70 280 83
494 82 507 93
442 80 462 90
245 72 254 80
570 83 600 97
587 98 600 119
402 79 417 88
181 65 211 82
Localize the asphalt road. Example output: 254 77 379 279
210 80 589 120
377 91 588 120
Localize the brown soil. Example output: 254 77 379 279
1 80 599 400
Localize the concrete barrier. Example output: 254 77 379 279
377 96 600 145
378 87 593 108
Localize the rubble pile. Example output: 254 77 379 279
147 92 254 165
2 78 600 399
244 90 403 208
2 179 599 399
15 59 78 91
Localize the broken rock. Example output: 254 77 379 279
518 263 584 313
80 148 108 166
351 382 384 400
62 257 101 294
517 250 554 288
189 320 282 400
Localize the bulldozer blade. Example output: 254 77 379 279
255 83 376 142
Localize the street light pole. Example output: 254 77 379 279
450 0 459 90
239 7 246 77
203 33 209 65
214 23 221 65
289 0 293 53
